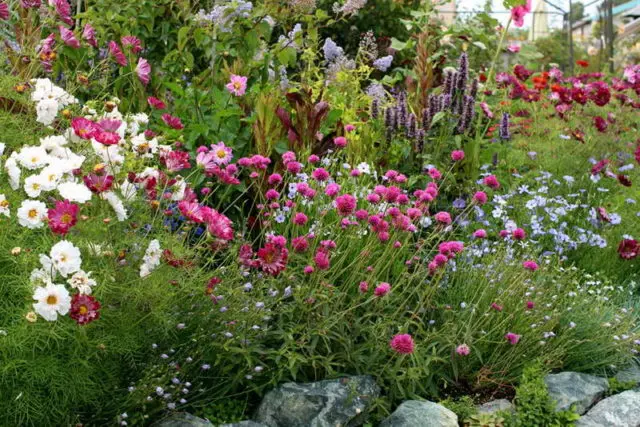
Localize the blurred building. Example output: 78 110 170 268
433 0 456 26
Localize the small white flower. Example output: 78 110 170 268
67 270 97 295
24 174 45 198
17 200 47 229
50 240 82 278
58 182 92 203
0 194 10 217
32 282 71 321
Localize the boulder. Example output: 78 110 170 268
576 390 640 427
154 413 212 427
615 365 640 386
220 422 267 427
477 399 514 414
378 400 458 427
254 376 379 427
544 372 608 414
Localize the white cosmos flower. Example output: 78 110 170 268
17 200 47 229
32 282 71 321
39 135 68 151
103 191 128 221
57 182 92 203
5 153 21 190
38 165 64 191
140 239 162 278
0 194 9 217
24 174 45 198
17 146 50 170
0 143 5 156
36 98 60 125
50 240 82 278
68 270 97 295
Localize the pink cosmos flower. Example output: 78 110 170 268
72 117 99 140
210 142 233 165
136 57 151 85
374 282 391 297
121 36 142 54
93 131 120 146
108 41 127 66
163 150 191 172
196 151 217 174
335 194 356 216
334 136 347 148
505 332 521 345
147 96 166 110
451 150 465 161
59 26 80 48
203 208 234 241
507 43 521 53
54 0 73 26
162 113 184 130
390 334 414 354
83 174 114 193
257 243 288 276
522 260 539 271
456 344 470 356
82 24 97 47
48 199 79 235
178 200 206 223
0 2 9 20
226 74 247 96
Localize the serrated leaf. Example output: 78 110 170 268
177 26 189 51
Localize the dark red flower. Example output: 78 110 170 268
593 116 608 133
47 199 79 235
591 159 609 175
83 174 114 193
618 239 638 260
257 243 288 276
161 113 184 130
572 128 585 143
576 59 589 68
70 294 101 325
617 174 632 187
571 87 588 105
147 96 166 110
635 144 640 164
513 64 533 82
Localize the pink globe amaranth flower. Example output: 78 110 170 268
499 230 509 238
210 142 233 165
473 191 488 204
378 231 390 242
451 150 465 161
72 117 99 140
433 254 448 267
473 229 487 239
507 43 520 53
325 183 340 198
374 282 391 297
136 57 151 85
618 239 638 260
121 35 143 54
334 136 347 148
0 2 9 20
48 199 79 235
526 301 535 310
82 24 97 47
292 236 309 253
267 173 282 185
226 74 247 96
359 281 369 293
108 41 127 66
522 260 539 271
147 96 166 110
311 167 330 181
161 113 184 130
512 228 526 240
505 332 521 345
456 344 470 356
335 194 356 216
483 174 500 189
286 161 302 174
59 26 80 48
308 154 320 163
314 249 330 270
303 265 314 274
393 241 402 248
265 189 279 200
345 124 356 132
355 209 368 221
428 167 442 180
366 193 381 204
434 211 452 225
491 302 503 312
293 212 308 225
390 334 414 354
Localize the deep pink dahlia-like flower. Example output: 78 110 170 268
390 333 414 354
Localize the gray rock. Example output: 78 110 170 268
477 399 514 414
615 365 640 386
219 422 267 427
544 372 608 414
378 400 458 427
154 413 213 427
254 375 379 427
576 390 640 427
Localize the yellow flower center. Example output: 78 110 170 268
61 213 72 224
46 295 58 305
216 149 227 159
78 305 88 315
0 200 8 208
28 209 38 219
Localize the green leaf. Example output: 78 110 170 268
177 26 190 51
473 41 487 50
431 111 446 126
390 37 408 51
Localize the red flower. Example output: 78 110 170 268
576 59 589 68
0 2 9 20
83 173 114 193
47 199 79 235
618 239 638 260
257 243 288 276
593 116 608 133
161 113 184 130
513 64 533 82
617 174 632 187
70 294 101 325
147 97 166 110
591 159 609 175
71 117 100 140
635 144 640 164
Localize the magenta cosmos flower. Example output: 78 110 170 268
47 199 79 235
511 0 531 27
226 74 248 96
161 113 184 130
390 334 414 354
0 3 9 20
108 41 127 66
618 239 638 260
82 24 97 47
121 35 143 54
136 57 151 85
59 26 80 49
210 142 233 165
70 294 101 325
71 117 100 140
147 96 166 110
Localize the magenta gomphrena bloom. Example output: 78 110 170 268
374 282 391 297
512 228 526 240
293 212 308 225
456 344 470 356
286 161 302 174
325 183 340 198
390 334 414 354
226 74 248 96
473 191 488 205
136 57 151 85
526 301 535 310
483 174 500 189
473 229 487 239
499 229 509 238
334 136 347 148
210 142 233 165
345 124 356 132
335 194 356 216
303 265 314 274
523 260 539 271
292 236 309 253
59 26 80 48
511 0 531 27
451 150 465 161
265 189 279 200
311 168 330 181
308 154 320 163
434 211 452 225
314 250 330 270
505 332 521 345
268 173 282 185
428 167 442 180
355 209 368 221
359 281 369 293
433 254 448 267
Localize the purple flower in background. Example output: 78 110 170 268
373 55 393 72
